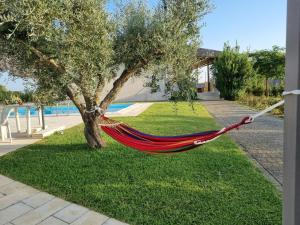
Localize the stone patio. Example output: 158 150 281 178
0 175 128 225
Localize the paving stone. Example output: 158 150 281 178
12 197 70 225
103 218 129 225
37 216 68 225
202 100 283 187
23 192 55 208
0 188 39 210
0 175 13 188
0 202 32 225
70 211 109 225
54 203 89 223
0 192 5 198
0 181 35 195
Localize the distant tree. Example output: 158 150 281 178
249 46 285 96
0 84 7 93
0 0 210 149
212 43 253 100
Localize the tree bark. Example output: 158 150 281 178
82 112 106 148
66 84 106 149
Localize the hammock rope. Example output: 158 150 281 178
96 90 300 154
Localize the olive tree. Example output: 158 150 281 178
0 0 210 149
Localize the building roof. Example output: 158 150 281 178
194 48 221 68
197 48 221 59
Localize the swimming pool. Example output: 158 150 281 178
9 103 132 117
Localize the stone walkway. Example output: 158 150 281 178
201 100 283 187
0 175 128 225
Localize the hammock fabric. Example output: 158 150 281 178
99 116 252 154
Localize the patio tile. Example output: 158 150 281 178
0 202 32 225
103 218 129 225
0 188 39 210
12 198 70 225
54 203 89 223
0 175 13 188
0 181 31 195
23 192 55 208
37 216 68 225
70 211 109 225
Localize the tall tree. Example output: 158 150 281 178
0 0 210 149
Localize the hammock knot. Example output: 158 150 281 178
241 116 253 125
86 105 105 115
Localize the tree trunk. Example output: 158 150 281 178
20 45 106 149
265 77 269 96
82 112 106 149
66 84 105 149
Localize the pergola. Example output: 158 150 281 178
284 0 300 224
195 48 221 92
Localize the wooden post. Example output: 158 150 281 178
41 105 46 130
283 0 300 224
207 64 211 92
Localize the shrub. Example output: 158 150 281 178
212 43 253 100
238 95 284 117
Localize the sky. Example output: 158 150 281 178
0 0 287 91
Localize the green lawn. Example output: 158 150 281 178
0 103 281 225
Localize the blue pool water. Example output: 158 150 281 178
10 103 132 117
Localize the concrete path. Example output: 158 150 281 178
0 175 128 225
201 100 283 187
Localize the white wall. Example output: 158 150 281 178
100 65 169 102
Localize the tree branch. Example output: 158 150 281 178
66 83 86 115
100 65 140 110
94 78 105 105
25 43 88 113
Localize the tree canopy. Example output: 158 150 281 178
0 0 210 148
249 46 285 96
250 46 285 80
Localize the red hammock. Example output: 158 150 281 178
100 116 252 154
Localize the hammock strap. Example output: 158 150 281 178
86 105 105 114
247 89 300 122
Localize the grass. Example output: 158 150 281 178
0 103 281 225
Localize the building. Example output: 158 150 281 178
106 48 221 102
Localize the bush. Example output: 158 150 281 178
238 95 284 117
270 85 284 97
212 43 254 100
0 84 33 104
